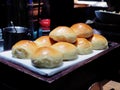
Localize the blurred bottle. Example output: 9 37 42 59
39 0 50 36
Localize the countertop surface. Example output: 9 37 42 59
74 0 108 8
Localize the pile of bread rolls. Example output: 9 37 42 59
12 23 108 68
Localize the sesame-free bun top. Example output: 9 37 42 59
34 36 55 47
51 42 78 60
31 47 63 68
12 40 38 59
89 34 108 50
70 23 93 38
74 38 93 55
49 26 77 43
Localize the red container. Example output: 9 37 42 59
39 19 50 30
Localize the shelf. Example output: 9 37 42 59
74 0 108 8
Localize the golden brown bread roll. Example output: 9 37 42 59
31 47 63 68
12 40 38 59
70 23 93 38
34 36 55 47
74 38 93 55
89 34 108 50
49 26 77 43
51 42 78 60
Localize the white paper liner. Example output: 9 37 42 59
0 50 104 76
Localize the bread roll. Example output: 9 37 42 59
89 34 108 50
34 36 55 47
49 26 77 43
12 40 38 59
31 47 63 68
75 38 93 55
51 42 78 60
70 23 93 38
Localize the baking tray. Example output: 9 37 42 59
0 41 119 83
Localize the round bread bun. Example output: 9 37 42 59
12 40 38 59
49 26 77 43
51 42 78 60
31 47 63 68
74 38 93 55
70 23 93 38
89 34 108 50
34 36 55 47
